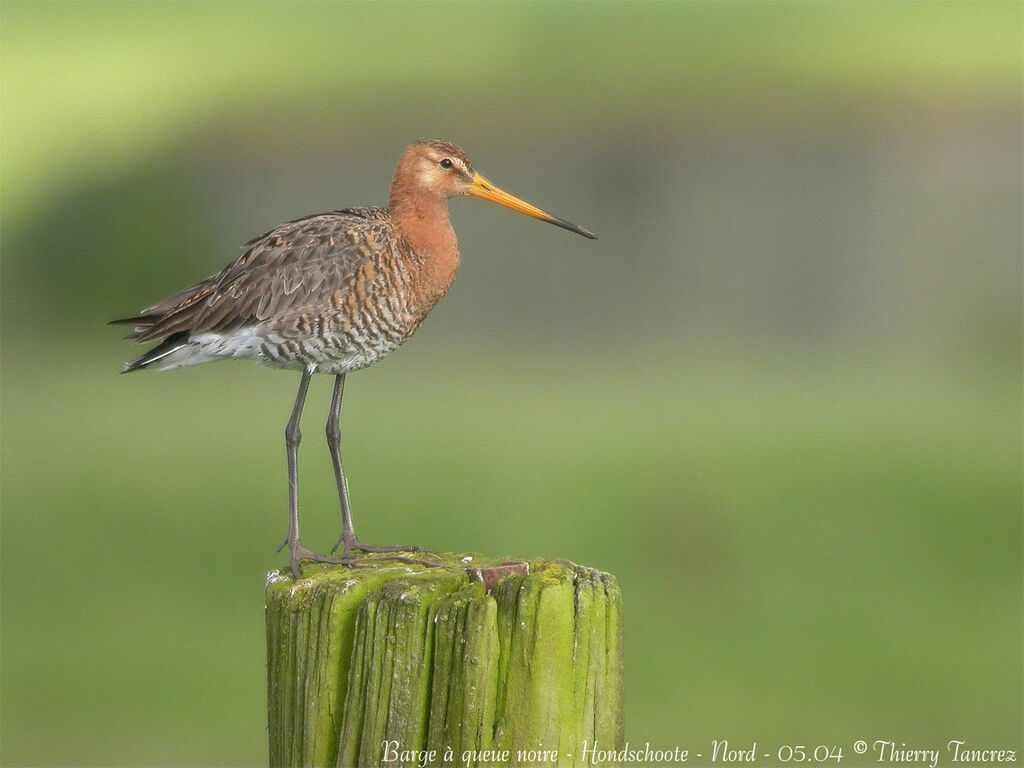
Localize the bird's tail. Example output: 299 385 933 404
119 332 189 373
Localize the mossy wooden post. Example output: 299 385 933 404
265 553 623 768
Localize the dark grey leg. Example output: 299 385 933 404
326 374 356 548
284 366 348 577
327 373 419 557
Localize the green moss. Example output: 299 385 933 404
266 554 623 767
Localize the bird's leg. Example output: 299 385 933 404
327 373 420 557
285 366 350 577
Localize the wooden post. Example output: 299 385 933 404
266 553 624 768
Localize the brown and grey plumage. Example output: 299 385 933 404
111 138 595 577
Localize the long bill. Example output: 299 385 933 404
467 173 597 239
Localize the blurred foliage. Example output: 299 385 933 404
2 1 1017 224
1 1 1021 765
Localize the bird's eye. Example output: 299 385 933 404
439 158 454 169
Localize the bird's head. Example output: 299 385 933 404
391 138 596 239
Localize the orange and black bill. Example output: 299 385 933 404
468 173 597 239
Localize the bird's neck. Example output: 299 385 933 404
389 194 458 263
389 194 461 311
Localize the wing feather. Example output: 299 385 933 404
127 209 390 343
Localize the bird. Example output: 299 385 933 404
111 138 596 577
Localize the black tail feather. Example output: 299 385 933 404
121 333 189 373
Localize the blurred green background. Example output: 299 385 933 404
2 1 1021 765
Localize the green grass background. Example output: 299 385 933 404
2 2 1021 765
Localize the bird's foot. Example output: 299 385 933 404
331 534 421 557
330 536 441 568
289 543 355 579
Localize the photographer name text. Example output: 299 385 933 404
382 738 1019 766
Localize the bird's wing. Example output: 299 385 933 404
123 209 391 343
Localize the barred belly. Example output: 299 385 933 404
255 297 424 375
